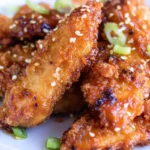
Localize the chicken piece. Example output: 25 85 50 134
61 112 150 150
0 15 12 47
9 4 64 43
0 44 85 114
0 1 102 127
82 0 150 129
53 81 86 114
0 43 36 96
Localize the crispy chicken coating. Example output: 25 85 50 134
82 0 150 129
10 4 64 41
0 43 36 96
0 44 85 114
61 112 150 150
0 1 102 127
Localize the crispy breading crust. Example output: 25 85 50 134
0 1 102 127
0 44 36 96
0 44 86 114
61 112 150 150
82 0 150 129
11 4 64 41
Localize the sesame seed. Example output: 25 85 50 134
75 30 83 36
52 37 56 42
129 67 134 72
31 14 35 19
39 44 43 49
13 54 17 58
89 132 95 137
127 112 132 116
51 82 56 87
142 25 147 29
53 27 58 31
125 13 129 18
124 103 129 108
128 39 134 44
121 56 128 60
144 93 149 98
70 37 76 43
0 66 4 70
25 59 31 63
12 75 17 80
117 5 121 10
30 20 36 24
24 27 28 33
82 14 87 19
109 13 114 18
132 47 136 51
56 67 61 72
131 124 135 129
43 28 49 33
9 24 16 29
31 52 35 56
114 127 121 132
34 62 40 66
38 15 43 19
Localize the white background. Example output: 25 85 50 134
0 0 150 150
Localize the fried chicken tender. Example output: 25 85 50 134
61 112 150 150
0 15 12 47
10 4 64 42
0 1 102 127
82 0 150 129
0 43 36 96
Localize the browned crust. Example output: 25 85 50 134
0 1 102 127
61 111 150 150
82 0 150 129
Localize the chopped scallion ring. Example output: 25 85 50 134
113 44 131 55
45 137 61 150
147 44 150 56
12 127 27 139
104 22 127 46
54 0 75 13
26 0 49 15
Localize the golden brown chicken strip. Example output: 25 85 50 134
0 1 102 127
0 43 36 96
0 43 85 114
10 4 64 42
82 0 150 129
0 15 12 47
61 112 150 150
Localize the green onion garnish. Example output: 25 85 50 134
104 22 127 46
26 0 49 14
113 44 131 55
54 0 75 13
12 127 27 139
147 44 150 56
45 137 61 150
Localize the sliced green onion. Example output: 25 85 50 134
147 44 150 56
26 0 49 14
12 127 27 139
54 0 75 13
45 137 61 150
104 22 127 46
113 44 131 55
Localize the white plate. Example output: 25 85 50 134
0 0 150 150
